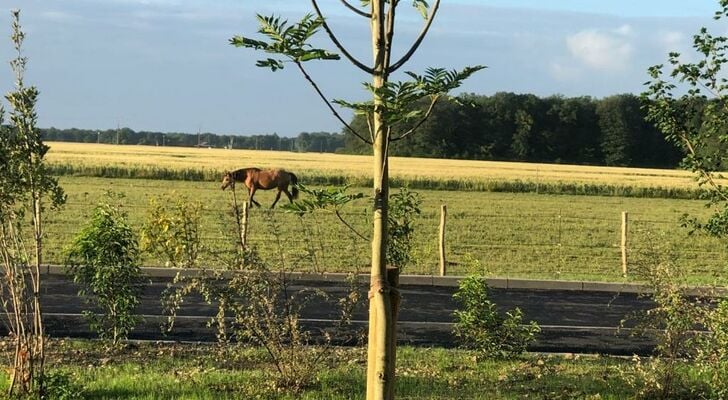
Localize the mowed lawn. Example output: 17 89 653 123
45 141 706 189
0 341 646 400
46 175 728 284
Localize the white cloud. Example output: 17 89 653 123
660 31 684 47
613 24 633 36
566 29 633 71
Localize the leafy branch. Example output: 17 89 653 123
230 14 372 144
282 184 369 241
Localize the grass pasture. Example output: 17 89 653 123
0 340 657 399
38 141 728 284
46 176 728 284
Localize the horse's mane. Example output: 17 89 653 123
232 168 257 180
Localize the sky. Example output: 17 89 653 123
0 0 725 137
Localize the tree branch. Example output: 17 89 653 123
294 61 372 144
391 95 440 142
383 0 397 79
311 0 374 74
389 0 441 73
335 210 370 241
674 116 728 202
339 0 371 18
366 113 374 143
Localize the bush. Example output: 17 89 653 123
64 192 142 346
387 187 422 271
162 203 362 393
453 275 540 359
625 236 727 399
42 370 86 400
697 299 728 399
140 193 204 269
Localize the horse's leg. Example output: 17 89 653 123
249 187 261 208
271 190 283 209
283 188 294 203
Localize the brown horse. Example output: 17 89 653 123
221 168 299 208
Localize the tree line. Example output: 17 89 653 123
343 92 685 168
41 127 346 153
42 92 692 168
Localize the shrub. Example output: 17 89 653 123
140 193 204 269
453 275 540 359
625 236 724 399
697 299 728 399
64 192 142 346
42 371 86 400
163 202 362 393
387 187 422 271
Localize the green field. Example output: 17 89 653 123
0 341 665 399
44 175 727 284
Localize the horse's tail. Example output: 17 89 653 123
289 172 299 199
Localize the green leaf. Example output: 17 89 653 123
413 0 429 19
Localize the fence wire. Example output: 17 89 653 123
41 193 728 284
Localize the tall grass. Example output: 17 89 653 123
48 163 705 199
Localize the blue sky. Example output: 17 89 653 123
0 0 724 136
455 0 720 17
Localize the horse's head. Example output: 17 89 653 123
221 171 235 190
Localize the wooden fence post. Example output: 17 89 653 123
439 204 447 276
231 186 250 252
241 201 249 249
621 211 628 276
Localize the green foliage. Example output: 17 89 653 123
283 183 369 244
625 236 728 400
452 275 540 359
64 192 141 346
0 10 66 397
140 193 204 269
42 127 346 152
342 92 682 167
696 299 728 399
334 66 486 132
387 187 421 270
283 184 422 270
643 0 728 242
41 371 86 400
163 210 362 393
639 4 728 396
283 184 366 214
229 14 339 71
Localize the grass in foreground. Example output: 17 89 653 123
0 340 646 399
44 176 728 285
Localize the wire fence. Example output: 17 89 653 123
40 189 728 285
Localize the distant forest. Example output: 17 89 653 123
344 92 686 168
42 127 345 153
42 92 691 168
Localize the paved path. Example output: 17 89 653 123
29 273 663 355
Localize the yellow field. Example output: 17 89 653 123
45 141 703 189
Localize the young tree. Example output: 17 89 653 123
643 0 728 234
65 194 141 347
643 3 728 395
230 2 483 398
0 10 65 396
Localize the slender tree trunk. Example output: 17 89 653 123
366 1 396 398
31 186 45 394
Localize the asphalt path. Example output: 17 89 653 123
32 274 658 355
